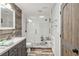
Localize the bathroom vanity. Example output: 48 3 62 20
0 37 26 56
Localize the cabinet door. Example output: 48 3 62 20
21 39 26 56
17 39 26 56
9 46 17 56
61 3 79 56
62 3 72 56
17 42 22 56
71 4 79 55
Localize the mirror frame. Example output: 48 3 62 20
0 4 15 30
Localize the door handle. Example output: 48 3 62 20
25 30 27 32
60 34 61 38
72 49 78 55
1 18 3 23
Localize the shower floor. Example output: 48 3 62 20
27 48 54 56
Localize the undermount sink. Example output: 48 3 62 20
0 39 14 46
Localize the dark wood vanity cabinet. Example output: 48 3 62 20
8 45 17 56
17 39 26 56
17 42 22 56
1 52 8 56
1 39 26 56
21 39 26 56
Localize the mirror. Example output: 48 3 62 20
0 4 15 30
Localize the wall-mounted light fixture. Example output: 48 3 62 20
39 16 45 18
28 19 32 23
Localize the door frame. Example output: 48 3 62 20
61 3 68 56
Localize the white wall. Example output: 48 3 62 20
51 3 61 56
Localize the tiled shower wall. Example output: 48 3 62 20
27 16 50 45
0 3 22 39
51 3 61 56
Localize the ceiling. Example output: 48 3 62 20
15 3 54 17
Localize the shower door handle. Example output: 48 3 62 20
60 34 61 38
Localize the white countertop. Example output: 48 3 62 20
0 37 26 55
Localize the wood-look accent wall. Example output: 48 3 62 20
0 3 22 39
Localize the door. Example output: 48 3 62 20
27 17 40 45
61 3 79 56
